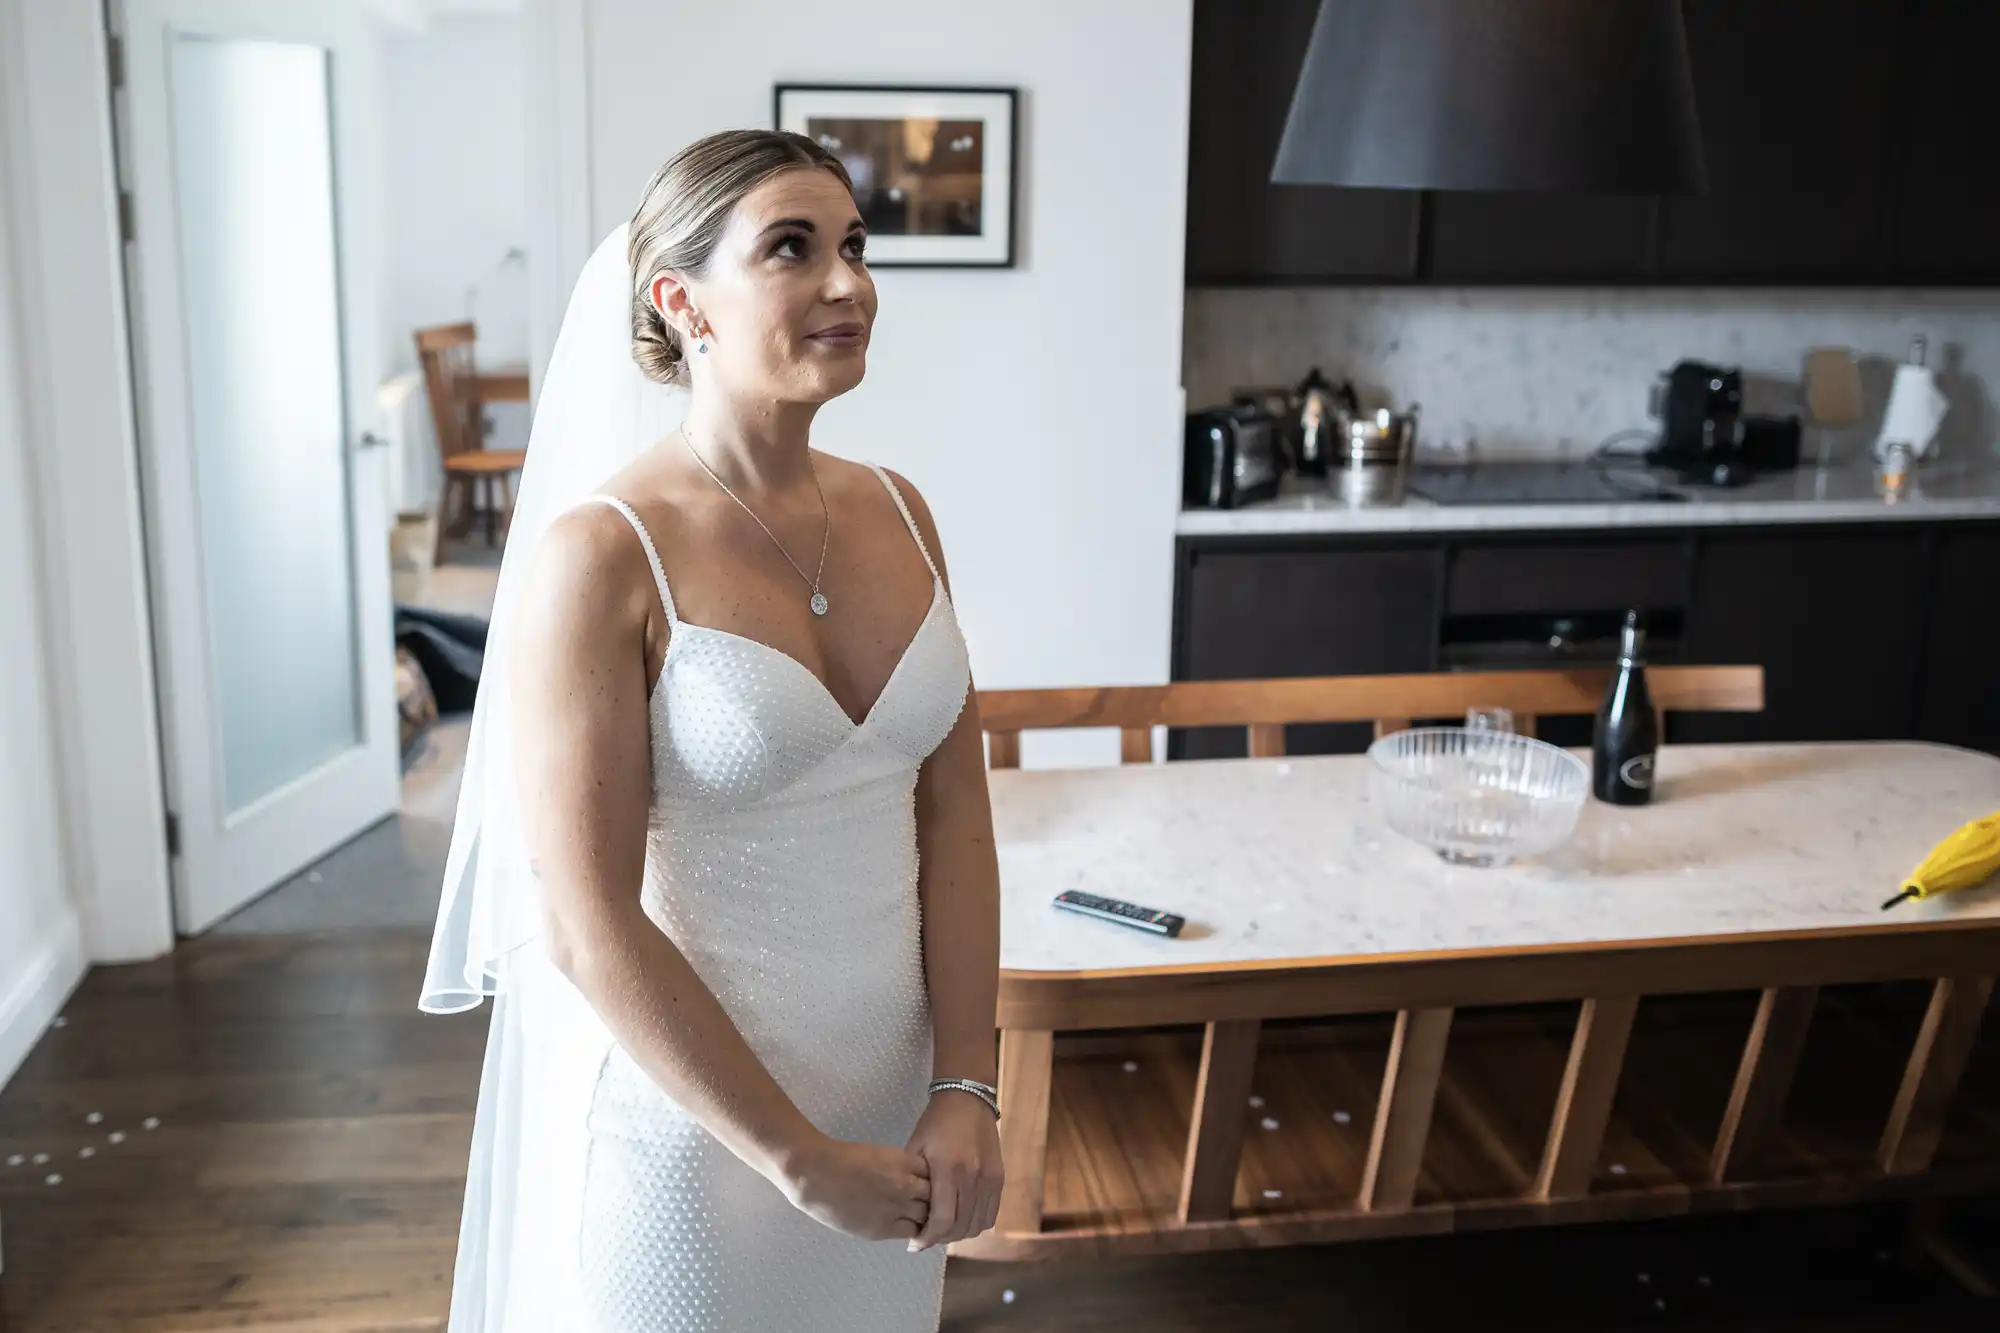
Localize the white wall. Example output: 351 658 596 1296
383 12 532 459
1187 288 2000 464
0 22 86 1086
581 0 1193 761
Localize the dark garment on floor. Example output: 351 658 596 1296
395 605 488 714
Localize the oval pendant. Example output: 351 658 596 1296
810 591 829 617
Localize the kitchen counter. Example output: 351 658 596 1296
992 741 2000 974
1176 458 2000 536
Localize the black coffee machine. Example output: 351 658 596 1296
1647 360 1801 487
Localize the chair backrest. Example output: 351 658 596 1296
414 322 480 461
976 665 1765 769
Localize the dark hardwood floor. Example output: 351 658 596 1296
1 930 1993 1331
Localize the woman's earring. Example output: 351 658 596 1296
693 319 709 355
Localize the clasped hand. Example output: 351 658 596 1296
778 1091 1004 1250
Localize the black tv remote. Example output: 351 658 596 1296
1052 890 1184 937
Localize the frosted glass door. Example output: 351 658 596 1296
122 0 399 934
171 36 360 813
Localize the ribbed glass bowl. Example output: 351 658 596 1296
1366 727 1590 867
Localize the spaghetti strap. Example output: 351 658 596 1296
588 494 679 627
865 463 940 583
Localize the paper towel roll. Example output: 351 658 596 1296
1873 362 1949 462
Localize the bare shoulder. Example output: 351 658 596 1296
517 501 659 650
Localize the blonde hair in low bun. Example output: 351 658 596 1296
628 130 854 385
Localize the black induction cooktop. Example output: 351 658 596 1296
1407 462 1686 506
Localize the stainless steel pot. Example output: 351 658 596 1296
1332 404 1419 506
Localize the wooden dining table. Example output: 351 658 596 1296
956 740 2000 1261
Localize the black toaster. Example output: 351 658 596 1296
1183 402 1284 509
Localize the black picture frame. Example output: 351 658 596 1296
773 83 1020 269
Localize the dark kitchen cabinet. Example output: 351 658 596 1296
1173 544 1442 758
1677 530 1931 744
1185 0 1419 282
1884 0 2000 282
1443 540 1689 619
1917 529 2000 755
1185 0 2000 285
1174 522 1995 756
1654 0 1897 280
1425 194 1656 282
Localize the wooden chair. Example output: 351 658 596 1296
975 664 1767 768
415 321 528 564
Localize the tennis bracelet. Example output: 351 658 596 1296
927 1077 1001 1121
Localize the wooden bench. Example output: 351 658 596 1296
976 664 1767 768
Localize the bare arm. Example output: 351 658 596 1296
885 472 1005 1250
511 506 929 1240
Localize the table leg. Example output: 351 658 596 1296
995 1028 1054 1235
1533 993 1639 1200
1178 1018 1262 1223
1878 975 1994 1175
1709 985 1818 1183
1359 1006 1454 1212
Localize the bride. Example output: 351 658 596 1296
420 128 1004 1332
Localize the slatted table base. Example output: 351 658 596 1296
956 979 1999 1262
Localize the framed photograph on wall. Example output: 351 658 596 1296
774 84 1018 268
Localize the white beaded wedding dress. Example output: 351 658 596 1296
453 471 969 1333
420 223 969 1333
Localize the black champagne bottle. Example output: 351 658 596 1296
1593 610 1657 805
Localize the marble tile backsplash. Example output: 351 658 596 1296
1183 288 2000 462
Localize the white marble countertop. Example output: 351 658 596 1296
1176 458 2000 536
993 742 2000 973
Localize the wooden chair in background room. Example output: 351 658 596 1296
414 321 529 565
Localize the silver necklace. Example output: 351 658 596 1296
677 428 832 616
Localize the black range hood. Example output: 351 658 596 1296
1272 0 1708 194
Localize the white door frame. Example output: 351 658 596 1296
0 0 174 963
0 0 587 960
524 0 593 390
117 0 401 933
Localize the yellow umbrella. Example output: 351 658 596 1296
1882 811 2000 910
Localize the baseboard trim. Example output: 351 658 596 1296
0 909 87 1093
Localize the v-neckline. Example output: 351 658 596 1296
653 575 944 731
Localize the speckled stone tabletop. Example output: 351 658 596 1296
992 742 2000 973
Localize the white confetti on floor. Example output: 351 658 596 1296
1261 1188 1283 1199
1608 1163 1627 1175
78 1146 95 1159
85 1111 103 1125
31 1152 49 1165
52 1016 68 1028
1260 1117 1280 1131
1333 1110 1352 1125
143 1117 161 1130
44 1173 62 1186
6 1154 22 1167
108 1131 126 1145
1122 1060 1138 1073
1001 1289 1016 1305
1248 1095 1265 1108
